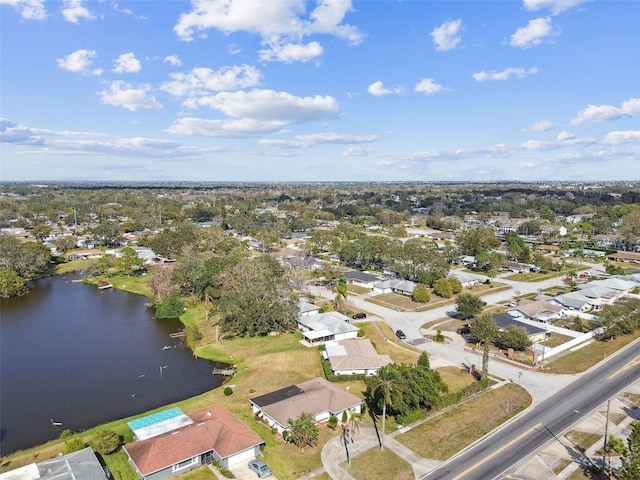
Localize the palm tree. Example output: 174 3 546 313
369 365 397 451
332 276 348 313
469 314 498 382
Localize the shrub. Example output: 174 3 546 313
412 283 431 303
433 278 454 298
433 329 446 342
327 414 338 430
155 293 184 319
89 430 121 455
341 411 348 423
224 386 233 396
357 328 365 337
64 437 86 454
186 324 202 343
60 429 74 440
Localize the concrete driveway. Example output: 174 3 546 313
227 461 277 480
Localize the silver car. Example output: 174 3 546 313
248 459 272 478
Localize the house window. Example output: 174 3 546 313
172 457 198 472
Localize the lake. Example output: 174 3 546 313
0 274 224 455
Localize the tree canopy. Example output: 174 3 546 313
470 314 499 381
215 255 298 337
455 293 484 319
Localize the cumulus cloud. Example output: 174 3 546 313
167 89 339 137
0 117 220 158
602 130 640 145
57 49 99 74
61 0 94 24
173 0 363 62
510 17 556 48
414 78 443 94
259 41 323 63
526 120 554 132
430 19 462 51
164 55 182 66
557 130 575 141
112 53 141 73
99 81 161 111
367 81 404 96
570 98 640 125
343 147 373 156
161 65 262 97
523 0 588 15
0 0 47 20
473 67 538 81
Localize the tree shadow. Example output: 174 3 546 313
365 399 382 450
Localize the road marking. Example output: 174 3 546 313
452 422 543 480
608 355 640 380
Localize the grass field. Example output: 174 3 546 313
543 331 640 374
357 321 421 365
342 447 413 480
396 383 531 461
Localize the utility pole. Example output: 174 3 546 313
601 398 611 478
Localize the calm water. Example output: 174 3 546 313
0 274 224 455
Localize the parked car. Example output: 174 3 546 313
248 459 272 478
395 329 406 340
352 312 367 319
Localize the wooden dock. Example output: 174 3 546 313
169 331 186 338
213 366 237 376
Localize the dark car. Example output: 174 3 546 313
248 459 272 478
352 312 367 319
395 329 406 340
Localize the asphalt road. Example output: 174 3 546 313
419 341 640 480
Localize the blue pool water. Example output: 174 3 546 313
127 407 185 430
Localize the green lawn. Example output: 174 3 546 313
342 446 413 480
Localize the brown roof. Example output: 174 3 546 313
123 405 263 476
512 299 562 318
250 377 361 428
608 251 640 261
327 339 392 372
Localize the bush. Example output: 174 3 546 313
186 324 202 343
341 411 348 423
155 293 184 319
224 386 233 396
412 283 431 303
60 429 74 440
89 430 121 455
357 328 365 337
433 278 454 298
64 437 86 453
433 329 446 342
327 414 338 430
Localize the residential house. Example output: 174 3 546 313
324 339 392 376
297 312 359 345
502 260 536 273
491 314 547 342
343 271 380 289
536 244 561 255
66 249 104 261
552 284 622 312
507 299 564 323
299 298 321 317
0 447 109 480
123 406 264 480
448 271 479 288
250 377 362 434
607 251 640 263
372 278 416 295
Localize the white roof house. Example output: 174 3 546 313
297 312 359 345
324 339 392 376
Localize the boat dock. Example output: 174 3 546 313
212 365 237 376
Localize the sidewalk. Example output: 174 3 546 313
301 421 444 480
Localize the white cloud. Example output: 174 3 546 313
557 130 575 141
112 53 141 73
0 0 47 20
414 78 443 94
186 89 339 123
523 0 588 15
166 117 285 137
526 120 554 132
295 132 378 144
57 49 98 74
61 0 94 24
510 17 555 48
0 117 220 157
367 80 404 96
99 81 161 111
259 41 323 63
602 130 640 145
164 55 182 67
473 67 538 81
343 147 373 157
174 0 363 62
430 19 462 51
570 98 640 125
161 65 262 97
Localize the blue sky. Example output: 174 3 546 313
1 0 639 182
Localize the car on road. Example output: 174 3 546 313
395 329 406 340
352 312 367 319
248 459 272 478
